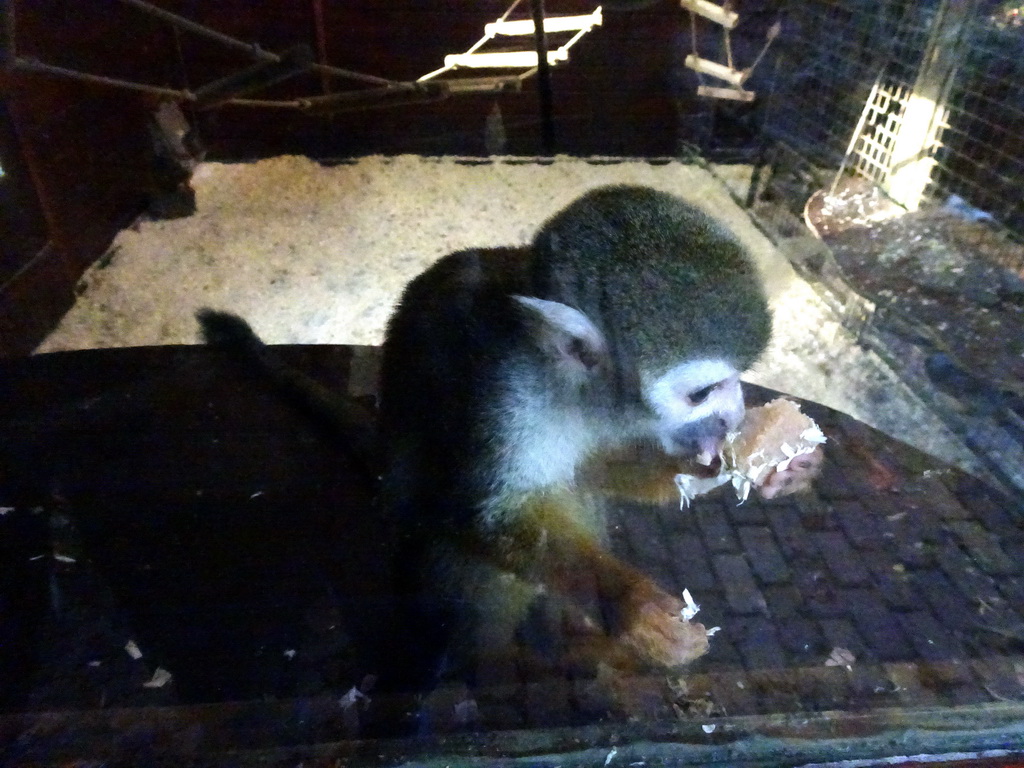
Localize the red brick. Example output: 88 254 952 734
841 589 915 662
948 520 1021 576
733 617 787 670
713 554 767 615
896 611 967 662
738 526 792 585
812 532 870 587
668 533 715 592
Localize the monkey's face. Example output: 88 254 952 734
643 359 745 467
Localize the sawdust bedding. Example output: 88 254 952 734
35 155 977 470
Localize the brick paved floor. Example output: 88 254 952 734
543 389 1024 726
4 346 1024 762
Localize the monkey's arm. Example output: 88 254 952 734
588 446 823 505
583 446 721 506
473 490 709 669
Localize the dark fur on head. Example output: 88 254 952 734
533 185 772 378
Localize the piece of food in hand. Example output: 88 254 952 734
675 397 826 506
726 397 826 501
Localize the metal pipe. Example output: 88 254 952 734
116 0 399 87
116 0 279 62
530 0 555 154
11 57 196 100
193 44 314 109
311 0 331 93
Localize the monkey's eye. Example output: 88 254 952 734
686 383 718 406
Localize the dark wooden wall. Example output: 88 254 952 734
0 0 766 357
1 0 172 356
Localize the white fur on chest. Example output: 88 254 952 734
500 401 594 491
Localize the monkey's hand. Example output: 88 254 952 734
617 587 710 669
755 445 824 499
494 493 710 670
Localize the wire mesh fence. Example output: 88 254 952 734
759 0 1024 251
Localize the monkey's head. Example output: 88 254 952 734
522 184 773 467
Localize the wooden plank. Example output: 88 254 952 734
685 54 746 86
444 50 568 69
680 0 739 29
485 10 602 36
697 84 755 101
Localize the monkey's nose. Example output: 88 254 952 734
670 416 728 464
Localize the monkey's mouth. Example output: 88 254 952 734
688 454 723 478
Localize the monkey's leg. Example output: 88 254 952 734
472 491 709 670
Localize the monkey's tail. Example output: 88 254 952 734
197 309 382 482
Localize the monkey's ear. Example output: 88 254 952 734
513 295 609 376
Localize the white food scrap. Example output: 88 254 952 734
339 686 370 709
125 640 143 660
142 667 173 688
674 473 729 509
680 589 700 621
824 647 856 670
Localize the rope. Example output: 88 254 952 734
689 10 704 87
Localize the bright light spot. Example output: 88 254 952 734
886 93 946 212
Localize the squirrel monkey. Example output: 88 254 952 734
378 185 819 685
199 184 821 692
